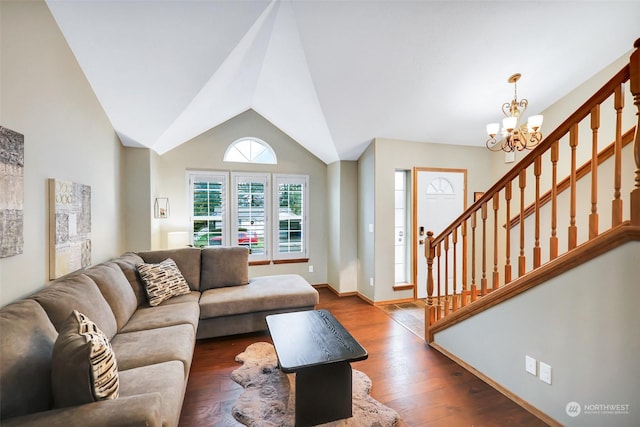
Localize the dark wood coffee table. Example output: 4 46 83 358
266 309 368 426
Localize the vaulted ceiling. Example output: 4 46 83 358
46 1 640 164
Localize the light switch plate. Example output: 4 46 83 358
525 355 537 376
539 362 552 385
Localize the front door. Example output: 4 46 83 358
414 168 466 299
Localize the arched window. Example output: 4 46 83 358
426 177 454 194
223 137 277 164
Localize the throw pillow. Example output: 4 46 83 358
136 258 191 306
52 310 119 408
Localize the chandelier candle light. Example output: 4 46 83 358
486 73 544 152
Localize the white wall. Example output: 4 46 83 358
124 109 328 284
327 161 358 294
361 138 494 303
435 241 640 427
0 0 124 306
358 144 376 301
122 147 153 252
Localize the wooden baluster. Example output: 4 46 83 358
452 227 458 311
444 236 450 316
550 141 559 259
492 192 500 289
518 170 526 276
471 210 477 302
569 124 578 250
425 231 435 339
590 105 600 238
461 220 468 307
505 181 512 284
481 202 488 296
631 38 640 226
612 83 624 226
436 242 442 320
533 157 542 269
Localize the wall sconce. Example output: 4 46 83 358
154 198 170 219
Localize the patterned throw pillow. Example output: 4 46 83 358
52 310 119 408
136 258 191 306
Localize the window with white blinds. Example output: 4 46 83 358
187 171 308 263
273 174 308 261
189 172 227 248
231 173 268 262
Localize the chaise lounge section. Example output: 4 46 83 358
0 246 318 426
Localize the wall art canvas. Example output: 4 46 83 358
49 178 91 279
0 126 24 258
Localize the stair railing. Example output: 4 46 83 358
425 38 640 342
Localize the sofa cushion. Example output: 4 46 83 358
0 299 58 420
119 298 200 334
0 394 163 427
136 258 191 306
199 274 319 318
32 274 118 340
112 252 147 306
110 323 195 376
119 361 185 427
200 246 249 290
52 311 119 408
85 262 138 330
139 248 202 290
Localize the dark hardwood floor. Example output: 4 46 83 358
179 288 548 426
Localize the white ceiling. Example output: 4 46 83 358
45 0 640 164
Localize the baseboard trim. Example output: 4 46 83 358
317 285 415 306
430 342 562 427
374 297 416 306
315 284 358 298
357 293 374 305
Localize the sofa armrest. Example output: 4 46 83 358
1 393 162 427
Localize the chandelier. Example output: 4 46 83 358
486 73 543 152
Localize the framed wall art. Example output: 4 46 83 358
0 126 24 258
49 178 91 279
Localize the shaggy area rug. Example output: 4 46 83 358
231 342 400 427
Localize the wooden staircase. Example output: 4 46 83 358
424 38 640 343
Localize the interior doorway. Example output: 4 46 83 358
413 168 467 299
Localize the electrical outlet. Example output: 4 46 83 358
539 362 552 385
308 265 313 273
525 355 537 376
369 277 374 287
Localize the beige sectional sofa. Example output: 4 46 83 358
0 246 318 426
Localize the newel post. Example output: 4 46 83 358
630 38 640 225
425 231 436 342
